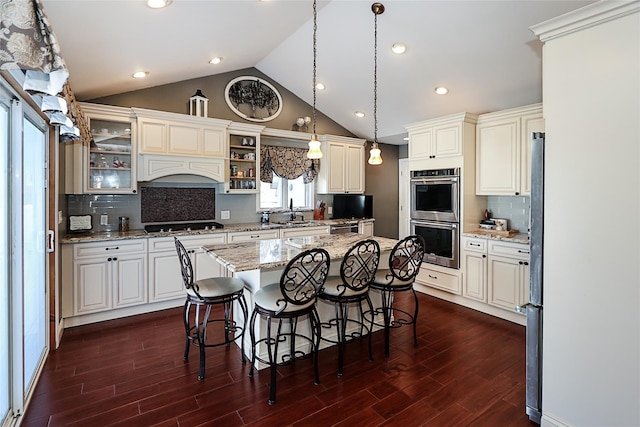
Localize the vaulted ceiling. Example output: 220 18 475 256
43 0 594 144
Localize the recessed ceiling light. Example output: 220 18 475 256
147 0 172 8
132 71 148 79
391 43 407 54
209 57 223 65
435 86 449 95
316 82 326 91
354 111 365 118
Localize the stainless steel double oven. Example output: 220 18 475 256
410 168 460 269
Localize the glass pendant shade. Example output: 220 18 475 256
307 135 323 159
368 142 383 165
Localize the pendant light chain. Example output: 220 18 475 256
369 3 384 165
306 0 323 159
312 0 317 136
373 8 378 145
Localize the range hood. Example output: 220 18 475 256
138 153 224 183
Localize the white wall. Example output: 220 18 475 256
534 2 640 426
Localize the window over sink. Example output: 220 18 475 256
259 175 314 211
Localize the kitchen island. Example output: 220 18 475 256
202 233 399 367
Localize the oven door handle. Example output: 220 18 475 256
411 177 458 184
411 220 457 229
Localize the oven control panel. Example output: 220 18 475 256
411 168 459 179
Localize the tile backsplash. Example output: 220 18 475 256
486 195 530 233
67 194 141 232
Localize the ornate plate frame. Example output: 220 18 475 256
224 76 283 122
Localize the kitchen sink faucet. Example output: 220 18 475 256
288 198 303 222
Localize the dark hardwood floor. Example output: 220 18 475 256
22 293 537 427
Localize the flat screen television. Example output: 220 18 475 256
331 194 373 219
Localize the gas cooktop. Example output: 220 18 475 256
143 221 224 233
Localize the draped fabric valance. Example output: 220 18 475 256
0 0 89 141
260 145 320 184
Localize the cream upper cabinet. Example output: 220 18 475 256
67 103 137 195
132 107 231 157
406 113 478 161
476 104 544 196
316 135 365 194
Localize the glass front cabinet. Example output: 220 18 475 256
82 104 137 194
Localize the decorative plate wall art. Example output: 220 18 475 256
224 76 283 122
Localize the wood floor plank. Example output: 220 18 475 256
22 293 536 426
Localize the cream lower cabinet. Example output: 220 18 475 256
487 240 529 312
358 221 374 237
70 240 147 315
462 236 487 302
416 263 461 295
228 229 280 243
279 226 330 238
148 234 227 302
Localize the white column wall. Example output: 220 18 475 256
536 3 640 426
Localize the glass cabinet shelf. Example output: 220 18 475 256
86 117 136 193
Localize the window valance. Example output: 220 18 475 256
260 145 319 184
0 0 89 141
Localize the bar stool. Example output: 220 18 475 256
319 239 380 377
175 237 248 380
248 248 330 405
370 235 424 357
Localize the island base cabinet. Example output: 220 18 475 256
233 258 388 369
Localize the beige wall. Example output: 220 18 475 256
365 144 399 239
88 67 352 138
88 67 401 235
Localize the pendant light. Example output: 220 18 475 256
307 0 323 159
368 2 384 165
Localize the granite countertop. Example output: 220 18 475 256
462 230 530 244
203 233 397 273
60 218 375 244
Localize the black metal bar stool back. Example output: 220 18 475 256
248 248 331 405
175 237 248 380
319 239 380 377
370 235 425 357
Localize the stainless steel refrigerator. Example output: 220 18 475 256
522 132 545 423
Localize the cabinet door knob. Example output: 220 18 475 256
107 257 112 261
113 257 118 261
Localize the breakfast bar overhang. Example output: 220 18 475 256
203 233 399 367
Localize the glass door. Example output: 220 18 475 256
0 82 49 426
0 86 10 427
22 115 47 394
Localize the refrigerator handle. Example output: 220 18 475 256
516 302 542 313
515 303 529 314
